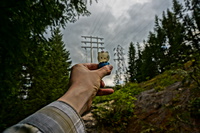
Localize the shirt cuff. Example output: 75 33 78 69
19 101 86 133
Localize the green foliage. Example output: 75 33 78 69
128 42 137 82
140 69 184 91
141 44 160 81
139 60 200 133
169 56 200 89
190 97 200 118
94 58 200 132
125 2 200 127
93 83 143 132
141 124 156 133
0 28 72 131
184 0 200 51
27 28 72 104
154 85 164 92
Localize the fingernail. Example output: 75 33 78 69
108 65 113 70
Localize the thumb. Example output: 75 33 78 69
97 65 113 79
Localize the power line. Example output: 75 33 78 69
88 1 149 47
106 3 146 46
92 0 117 35
106 0 170 48
89 0 114 35
81 36 105 63
120 0 170 48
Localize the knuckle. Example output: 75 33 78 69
73 64 81 68
72 64 81 70
103 66 111 74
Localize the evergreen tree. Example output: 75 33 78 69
25 28 71 112
184 0 200 51
162 0 191 65
140 43 159 81
128 42 137 82
135 43 143 82
152 16 168 72
126 0 199 83
130 0 195 82
42 28 71 102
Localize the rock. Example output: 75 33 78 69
127 82 200 133
82 112 98 133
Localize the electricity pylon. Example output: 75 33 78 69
81 36 104 63
113 45 126 85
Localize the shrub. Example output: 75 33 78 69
92 83 143 132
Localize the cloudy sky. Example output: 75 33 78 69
61 0 184 86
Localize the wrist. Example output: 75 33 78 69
58 85 96 115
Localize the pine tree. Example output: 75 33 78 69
184 0 200 51
128 42 137 82
161 0 191 65
44 28 71 102
127 0 199 83
140 43 159 81
135 43 143 82
153 16 168 72
27 28 72 109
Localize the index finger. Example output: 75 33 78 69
96 65 113 78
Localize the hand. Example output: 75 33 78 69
58 63 114 115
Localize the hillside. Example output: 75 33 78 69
127 81 199 133
83 60 200 133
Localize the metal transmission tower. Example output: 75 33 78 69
81 36 104 63
113 45 126 85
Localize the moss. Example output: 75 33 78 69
140 70 184 92
154 85 164 92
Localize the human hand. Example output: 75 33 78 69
58 63 114 115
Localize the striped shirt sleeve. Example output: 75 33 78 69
3 101 86 133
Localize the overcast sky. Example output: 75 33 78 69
61 0 184 86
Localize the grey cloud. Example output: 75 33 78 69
61 0 183 85
62 5 115 65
